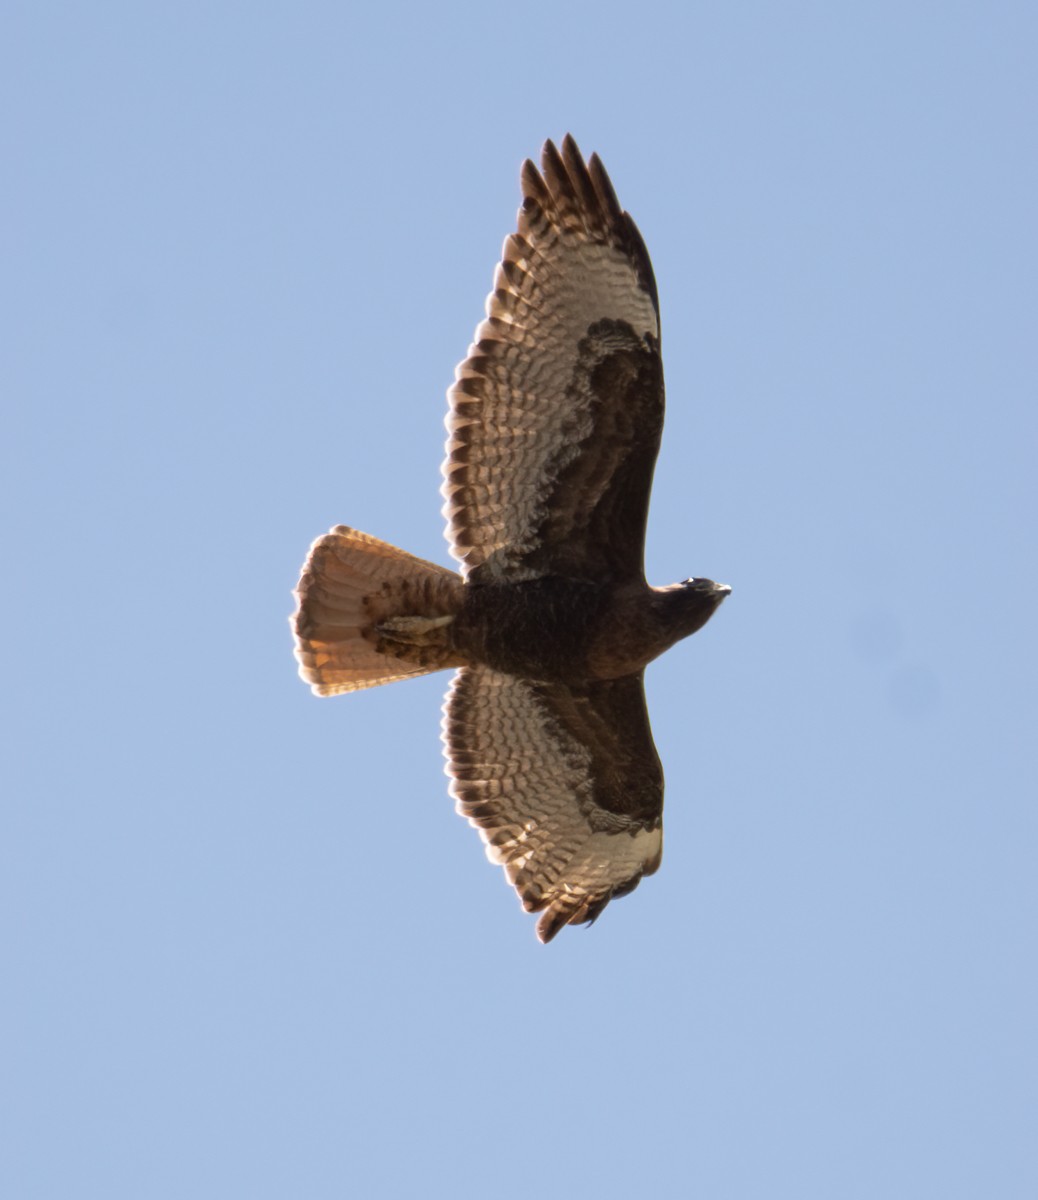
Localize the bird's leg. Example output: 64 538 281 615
375 613 455 647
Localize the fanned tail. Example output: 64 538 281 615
292 526 464 695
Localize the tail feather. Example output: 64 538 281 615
293 526 464 696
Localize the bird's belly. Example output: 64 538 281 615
451 577 609 682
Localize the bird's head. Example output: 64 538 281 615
653 577 731 642
681 577 732 600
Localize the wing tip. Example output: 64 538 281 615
531 873 653 944
515 135 659 317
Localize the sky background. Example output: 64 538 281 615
3 3 1036 1197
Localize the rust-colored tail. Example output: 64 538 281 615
293 526 465 696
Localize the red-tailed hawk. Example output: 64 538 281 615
293 136 730 942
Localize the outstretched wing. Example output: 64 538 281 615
442 666 664 942
442 135 664 586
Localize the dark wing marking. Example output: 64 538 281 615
442 135 664 585
442 666 664 942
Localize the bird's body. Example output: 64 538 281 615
293 137 730 941
405 574 727 683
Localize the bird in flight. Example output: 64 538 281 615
293 135 730 942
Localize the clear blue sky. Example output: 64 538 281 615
3 3 1036 1197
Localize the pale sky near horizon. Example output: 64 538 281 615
3 3 1036 1197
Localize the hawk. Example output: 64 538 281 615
293 136 730 942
